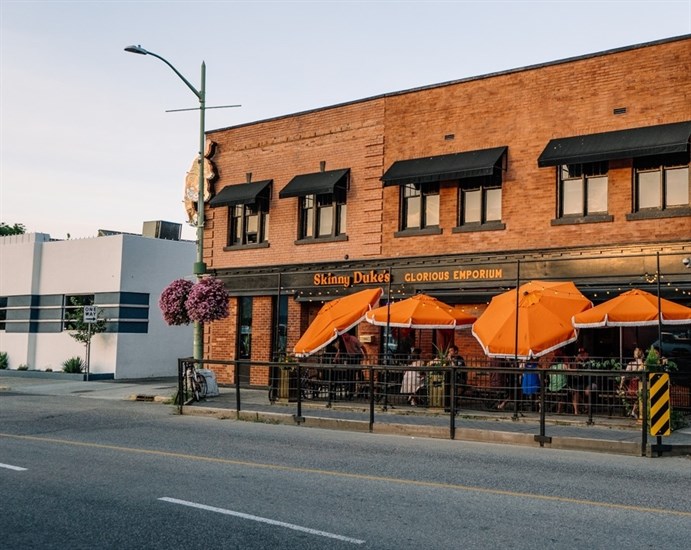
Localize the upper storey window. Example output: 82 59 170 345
300 192 347 239
382 146 507 236
402 182 439 230
458 173 503 227
209 179 272 249
539 121 691 223
279 167 350 243
634 153 689 212
558 161 608 217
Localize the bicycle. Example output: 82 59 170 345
185 362 207 401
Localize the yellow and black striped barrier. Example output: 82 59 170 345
649 373 671 437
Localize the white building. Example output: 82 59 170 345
0 230 195 379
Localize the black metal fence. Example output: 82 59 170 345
178 357 691 455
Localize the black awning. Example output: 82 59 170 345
538 121 691 167
279 168 350 198
381 146 507 186
209 179 272 207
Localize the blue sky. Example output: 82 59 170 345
1 1 690 240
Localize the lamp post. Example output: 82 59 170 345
125 45 207 361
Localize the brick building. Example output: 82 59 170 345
200 35 691 386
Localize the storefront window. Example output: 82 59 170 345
272 295 288 361
238 296 252 359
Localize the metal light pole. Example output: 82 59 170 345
125 45 207 361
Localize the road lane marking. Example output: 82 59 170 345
2 432 690 518
0 462 27 471
159 497 365 544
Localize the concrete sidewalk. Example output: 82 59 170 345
3 373 690 457
185 384 691 457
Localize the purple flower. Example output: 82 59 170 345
186 277 230 323
159 279 194 325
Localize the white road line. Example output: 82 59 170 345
159 497 365 545
0 462 27 471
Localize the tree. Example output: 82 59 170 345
0 222 26 236
64 297 106 344
64 298 106 379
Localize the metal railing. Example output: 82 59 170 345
177 357 691 456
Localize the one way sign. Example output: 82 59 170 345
83 306 97 323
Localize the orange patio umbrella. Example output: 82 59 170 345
364 293 476 329
572 288 691 327
472 281 592 359
293 287 383 357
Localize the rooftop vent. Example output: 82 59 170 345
142 220 181 241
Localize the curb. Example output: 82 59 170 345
182 405 657 456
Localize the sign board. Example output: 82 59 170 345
83 306 97 323
649 373 671 437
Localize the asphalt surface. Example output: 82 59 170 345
2 372 691 457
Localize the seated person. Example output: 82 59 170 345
401 347 425 406
548 357 569 414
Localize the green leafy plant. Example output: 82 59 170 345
0 351 8 370
64 298 107 344
62 356 84 374
0 222 26 236
585 358 622 370
17 364 29 371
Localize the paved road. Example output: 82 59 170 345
3 373 691 457
2 388 691 549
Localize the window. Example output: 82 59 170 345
299 192 346 239
558 162 608 217
0 296 6 331
634 153 690 211
272 295 288 361
229 202 268 246
401 182 439 230
238 296 252 360
459 176 502 226
63 294 94 330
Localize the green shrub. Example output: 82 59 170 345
62 356 84 374
0 351 8 370
17 364 29 371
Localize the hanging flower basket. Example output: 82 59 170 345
159 279 194 325
186 277 230 323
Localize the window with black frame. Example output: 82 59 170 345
401 182 439 230
238 296 252 360
458 174 502 226
634 153 690 212
299 190 346 239
558 161 608 217
229 201 269 246
64 294 94 330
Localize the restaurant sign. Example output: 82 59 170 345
312 267 504 288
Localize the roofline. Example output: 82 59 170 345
207 34 691 136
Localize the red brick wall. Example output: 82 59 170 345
380 39 691 257
200 37 691 377
206 99 386 271
203 38 690 265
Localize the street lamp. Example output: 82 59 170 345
125 45 207 361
